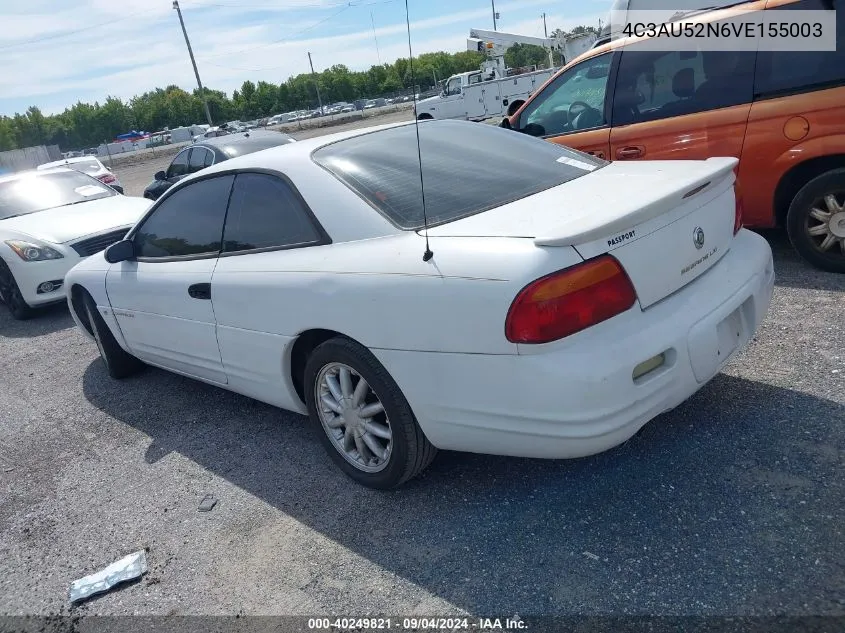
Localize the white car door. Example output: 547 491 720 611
210 171 330 408
106 174 235 384
438 76 467 119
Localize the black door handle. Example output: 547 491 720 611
188 283 211 300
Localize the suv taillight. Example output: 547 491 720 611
97 173 116 184
505 255 637 344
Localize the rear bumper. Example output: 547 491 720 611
373 229 774 459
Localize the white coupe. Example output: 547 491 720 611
0 169 151 320
65 120 774 489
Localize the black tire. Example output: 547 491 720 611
304 336 437 489
0 258 34 320
786 168 845 274
81 291 144 379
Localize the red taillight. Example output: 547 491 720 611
97 173 116 184
733 181 743 235
505 255 637 344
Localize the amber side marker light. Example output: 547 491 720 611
506 255 637 344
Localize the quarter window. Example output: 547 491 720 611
134 175 234 258
754 0 844 97
612 47 754 126
519 53 612 137
222 173 322 253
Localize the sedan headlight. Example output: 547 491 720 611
5 240 64 262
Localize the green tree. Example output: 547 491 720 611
504 43 551 69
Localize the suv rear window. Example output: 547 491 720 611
312 120 605 230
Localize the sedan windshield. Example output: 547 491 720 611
312 120 606 230
0 171 116 221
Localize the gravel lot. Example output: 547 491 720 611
0 229 843 619
115 108 415 198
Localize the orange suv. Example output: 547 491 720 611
502 0 845 273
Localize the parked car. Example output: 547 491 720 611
340 105 355 113
0 168 150 320
501 0 845 272
192 126 229 143
364 100 378 109
66 120 772 488
37 156 124 194
143 130 296 201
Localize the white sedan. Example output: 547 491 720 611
0 168 150 320
37 155 124 194
64 120 774 489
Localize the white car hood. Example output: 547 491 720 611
0 195 151 244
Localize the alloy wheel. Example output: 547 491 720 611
315 362 393 473
806 192 845 256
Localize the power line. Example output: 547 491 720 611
0 9 149 52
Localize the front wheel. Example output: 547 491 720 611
0 259 33 320
81 291 144 379
786 168 845 273
304 337 437 489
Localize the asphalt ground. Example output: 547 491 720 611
0 228 842 619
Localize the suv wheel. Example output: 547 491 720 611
786 168 845 273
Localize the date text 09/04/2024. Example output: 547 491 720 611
307 617 527 630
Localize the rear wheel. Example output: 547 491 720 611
0 259 33 320
786 168 845 273
81 291 144 379
304 337 436 489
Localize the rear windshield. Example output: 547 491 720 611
0 171 115 220
312 120 605 230
219 134 295 158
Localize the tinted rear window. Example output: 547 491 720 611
220 134 295 158
312 120 605 230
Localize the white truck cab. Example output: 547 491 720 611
415 57 557 122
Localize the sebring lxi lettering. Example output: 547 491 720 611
607 230 636 247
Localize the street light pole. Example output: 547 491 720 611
491 0 498 31
172 0 213 126
308 52 324 115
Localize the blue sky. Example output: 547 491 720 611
0 0 607 117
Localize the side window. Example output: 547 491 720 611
133 175 234 258
613 46 754 126
203 149 215 168
754 0 844 97
222 173 323 253
444 77 462 96
188 148 207 173
167 150 190 179
519 53 612 137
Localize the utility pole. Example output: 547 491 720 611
491 0 498 31
307 52 324 115
172 0 212 126
543 12 554 69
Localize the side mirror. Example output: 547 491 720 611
507 99 526 117
499 117 512 130
154 170 166 181
104 239 135 264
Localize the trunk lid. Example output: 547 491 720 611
426 156 739 308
